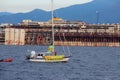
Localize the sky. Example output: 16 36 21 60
0 0 93 13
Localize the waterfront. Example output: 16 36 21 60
0 45 120 80
0 21 120 46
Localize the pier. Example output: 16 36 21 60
2 23 120 47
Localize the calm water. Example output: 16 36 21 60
0 45 120 80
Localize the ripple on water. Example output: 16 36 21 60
1 45 120 80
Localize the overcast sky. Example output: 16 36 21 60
0 0 93 13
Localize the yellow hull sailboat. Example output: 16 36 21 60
26 0 71 63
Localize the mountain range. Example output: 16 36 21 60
0 0 120 24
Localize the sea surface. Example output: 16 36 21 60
0 45 120 80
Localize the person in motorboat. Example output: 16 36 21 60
0 58 13 62
0 59 3 62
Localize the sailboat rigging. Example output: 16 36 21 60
26 0 71 62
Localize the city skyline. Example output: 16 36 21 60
0 0 93 13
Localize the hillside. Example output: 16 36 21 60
0 0 120 24
0 12 12 16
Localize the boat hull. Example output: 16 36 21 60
28 57 69 63
0 58 13 62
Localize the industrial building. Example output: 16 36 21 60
0 18 119 46
4 20 120 47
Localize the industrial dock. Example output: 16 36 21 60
0 18 120 47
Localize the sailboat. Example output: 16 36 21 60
26 0 71 63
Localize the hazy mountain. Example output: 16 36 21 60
55 0 120 23
0 12 13 16
0 9 50 24
0 0 120 24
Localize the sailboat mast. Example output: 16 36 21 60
51 0 54 52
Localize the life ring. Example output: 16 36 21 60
37 35 42 40
37 35 43 44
